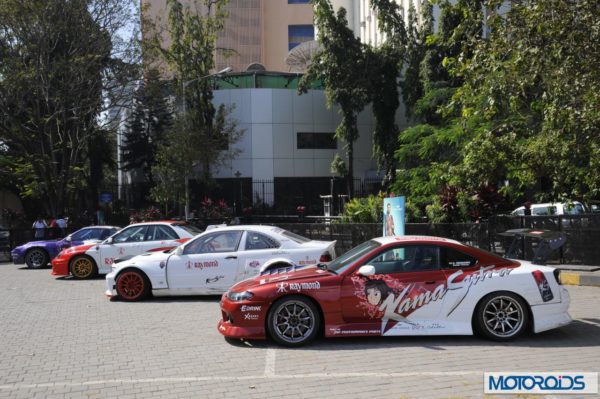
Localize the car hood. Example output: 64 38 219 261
232 265 332 291
14 239 61 251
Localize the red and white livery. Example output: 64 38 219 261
218 235 571 346
52 221 200 279
105 225 337 301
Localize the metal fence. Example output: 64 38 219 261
2 214 600 265
273 214 600 266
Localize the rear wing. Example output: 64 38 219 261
498 228 566 265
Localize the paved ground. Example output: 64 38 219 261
0 264 598 399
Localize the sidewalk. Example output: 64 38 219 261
555 264 600 287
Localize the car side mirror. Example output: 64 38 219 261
175 246 184 255
357 265 376 277
104 237 113 245
64 235 72 242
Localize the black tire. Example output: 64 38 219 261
25 248 49 269
267 295 321 347
475 291 529 341
115 269 151 302
69 255 98 280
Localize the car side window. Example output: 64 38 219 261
183 231 242 255
440 247 477 269
100 229 118 240
156 225 179 240
71 229 91 241
144 225 179 241
113 226 147 243
245 232 280 250
365 245 440 274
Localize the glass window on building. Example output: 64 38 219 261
297 132 337 149
288 25 314 50
288 0 310 3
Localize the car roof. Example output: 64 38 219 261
128 220 183 226
371 235 463 246
202 225 286 234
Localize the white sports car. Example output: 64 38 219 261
105 225 337 301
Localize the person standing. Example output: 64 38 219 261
32 217 47 239
55 216 67 237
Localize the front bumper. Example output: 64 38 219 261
11 251 24 265
51 257 70 277
218 295 267 340
105 271 117 298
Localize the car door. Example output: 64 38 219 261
236 231 281 279
340 244 448 335
98 225 148 272
166 230 243 293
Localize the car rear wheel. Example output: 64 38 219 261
267 296 320 347
69 255 97 279
116 270 150 301
475 292 529 341
25 248 49 269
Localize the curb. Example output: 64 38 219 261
560 271 600 287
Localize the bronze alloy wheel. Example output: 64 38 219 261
70 256 97 279
116 270 150 301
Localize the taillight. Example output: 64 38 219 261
319 253 332 262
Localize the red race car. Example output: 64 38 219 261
218 235 571 346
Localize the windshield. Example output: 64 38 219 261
174 223 203 236
327 240 381 274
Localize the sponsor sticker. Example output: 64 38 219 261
186 260 219 270
244 314 259 320
484 372 598 394
241 305 261 312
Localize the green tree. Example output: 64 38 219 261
452 0 600 203
122 68 173 186
145 0 242 218
0 0 138 216
299 0 370 198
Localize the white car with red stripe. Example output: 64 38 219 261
52 221 201 279
105 225 337 301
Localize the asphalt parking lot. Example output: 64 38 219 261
0 263 599 399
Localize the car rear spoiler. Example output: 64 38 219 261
498 228 566 265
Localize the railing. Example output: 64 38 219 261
3 214 600 265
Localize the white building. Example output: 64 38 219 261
210 72 405 210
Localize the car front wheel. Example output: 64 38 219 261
69 255 98 279
25 248 49 269
475 292 529 341
116 270 150 301
267 295 320 347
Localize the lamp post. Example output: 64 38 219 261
181 66 232 221
234 170 241 216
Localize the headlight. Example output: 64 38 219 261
227 291 253 301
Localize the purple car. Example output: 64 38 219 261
11 226 120 268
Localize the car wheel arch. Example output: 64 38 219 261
471 290 534 336
260 259 294 273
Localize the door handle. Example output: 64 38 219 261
225 255 237 259
424 281 436 284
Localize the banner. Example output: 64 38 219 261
383 196 405 237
